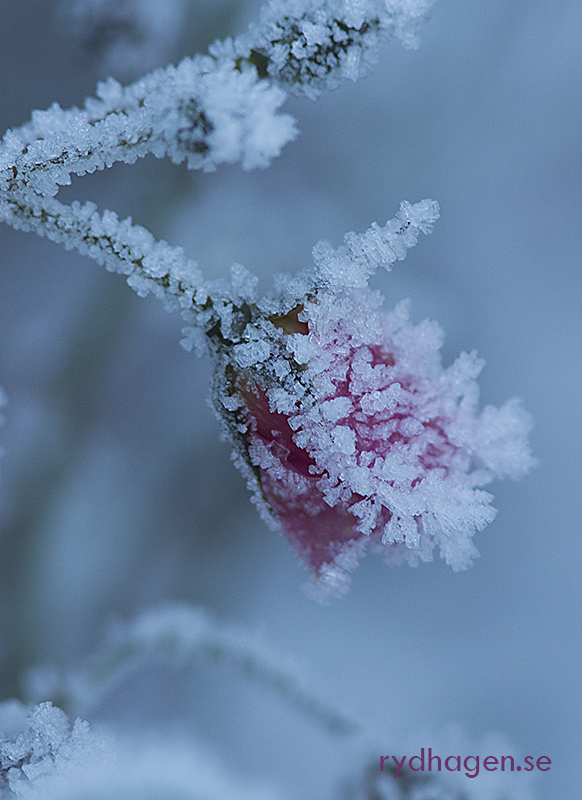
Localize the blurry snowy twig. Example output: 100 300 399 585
26 604 360 736
0 700 535 800
15 606 536 800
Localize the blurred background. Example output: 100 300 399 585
0 1 580 798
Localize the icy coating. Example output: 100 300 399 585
214 0 434 98
0 702 110 796
0 0 433 202
213 201 535 599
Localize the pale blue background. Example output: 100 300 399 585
0 1 579 798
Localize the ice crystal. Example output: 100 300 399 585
223 0 435 98
0 701 110 797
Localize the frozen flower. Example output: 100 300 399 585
212 201 535 600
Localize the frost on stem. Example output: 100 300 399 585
26 604 358 736
0 701 110 797
0 57 295 200
0 194 209 313
211 201 536 600
219 0 435 99
0 0 435 347
0 0 434 198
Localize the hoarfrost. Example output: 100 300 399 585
0 699 278 800
214 202 535 599
0 701 111 797
230 0 435 98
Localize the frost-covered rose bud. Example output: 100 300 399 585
210 201 535 600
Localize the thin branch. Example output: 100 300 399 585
0 191 207 309
0 59 295 197
26 605 361 738
226 0 434 98
0 1 434 199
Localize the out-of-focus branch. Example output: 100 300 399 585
26 605 361 738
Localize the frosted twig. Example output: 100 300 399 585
0 193 206 311
228 0 434 98
0 58 295 199
0 0 436 329
312 198 441 288
26 605 361 737
0 0 433 200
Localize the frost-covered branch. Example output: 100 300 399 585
0 191 263 352
227 0 434 98
26 605 359 736
312 197 441 287
0 59 295 199
0 0 433 201
0 193 207 311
